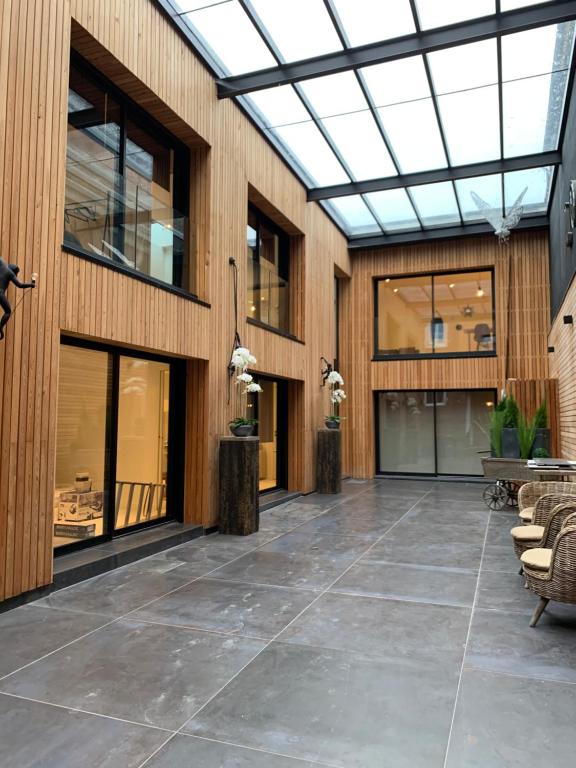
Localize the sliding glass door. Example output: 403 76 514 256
376 389 494 476
249 376 288 493
54 340 184 553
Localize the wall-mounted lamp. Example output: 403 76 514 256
320 357 333 387
563 315 573 325
548 346 555 353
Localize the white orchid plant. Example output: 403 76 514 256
230 346 263 427
326 369 346 423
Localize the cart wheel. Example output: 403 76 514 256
503 480 521 507
483 482 507 510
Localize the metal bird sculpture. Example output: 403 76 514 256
470 186 528 244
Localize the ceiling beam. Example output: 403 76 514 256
308 152 561 201
347 215 549 250
217 0 576 97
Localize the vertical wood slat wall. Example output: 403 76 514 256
0 0 351 602
549 278 576 457
340 232 551 478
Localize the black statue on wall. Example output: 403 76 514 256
0 258 36 341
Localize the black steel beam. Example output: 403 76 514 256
347 215 549 249
307 151 562 201
217 0 576 97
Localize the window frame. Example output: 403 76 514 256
247 202 291 334
63 51 193 294
373 266 497 360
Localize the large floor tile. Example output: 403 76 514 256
277 592 469 665
184 642 458 768
132 577 317 638
480 543 520 574
0 694 166 768
0 619 265 730
258 503 326 533
35 567 199 618
0 605 109 678
208 550 353 589
331 561 478 607
292 508 400 540
362 537 482 570
389 521 487 546
476 569 540 614
445 668 576 767
261 531 372 558
466 607 576 683
147 734 321 767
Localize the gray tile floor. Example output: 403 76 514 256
1 479 576 767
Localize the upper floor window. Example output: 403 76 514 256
64 56 190 290
375 269 495 358
247 205 290 333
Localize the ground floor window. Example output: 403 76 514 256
376 389 494 476
54 340 184 552
249 376 288 493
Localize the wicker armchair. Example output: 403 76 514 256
517 482 576 524
511 495 576 559
521 515 576 627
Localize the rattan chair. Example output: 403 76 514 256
517 481 576 524
521 514 576 626
511 496 576 559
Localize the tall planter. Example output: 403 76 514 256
532 428 551 455
219 436 259 535
502 428 520 459
317 429 341 494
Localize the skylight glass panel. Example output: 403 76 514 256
299 72 367 119
245 86 310 128
322 112 397 180
500 0 554 11
182 1 275 74
362 57 431 107
504 167 553 213
503 71 568 156
502 23 575 81
365 189 421 232
249 0 342 62
438 86 500 165
173 1 225 12
271 122 349 186
409 182 460 226
455 174 503 221
428 40 498 94
326 195 380 236
378 100 447 172
415 0 495 30
331 0 416 47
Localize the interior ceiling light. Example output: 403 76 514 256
477 284 484 297
449 283 455 288
470 186 528 243
393 287 399 293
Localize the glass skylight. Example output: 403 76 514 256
166 0 571 238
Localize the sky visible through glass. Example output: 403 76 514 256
169 0 573 237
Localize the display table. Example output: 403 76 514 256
317 428 342 494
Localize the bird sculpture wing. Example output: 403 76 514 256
502 186 528 229
470 191 504 232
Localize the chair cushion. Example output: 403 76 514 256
521 548 552 572
511 524 545 541
519 506 534 522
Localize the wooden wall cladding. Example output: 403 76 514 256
0 0 350 602
549 278 576 458
340 232 551 478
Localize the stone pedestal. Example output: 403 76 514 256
219 436 259 535
316 428 342 494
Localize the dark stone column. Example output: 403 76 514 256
218 436 259 535
316 429 342 494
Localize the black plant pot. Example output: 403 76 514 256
324 419 340 430
502 428 520 458
230 423 255 437
532 428 551 455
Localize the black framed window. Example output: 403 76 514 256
374 269 496 359
64 54 190 290
247 205 290 333
54 338 185 554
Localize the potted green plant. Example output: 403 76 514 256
502 394 521 458
489 403 506 457
517 412 537 460
325 370 346 429
532 400 551 456
228 346 262 437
